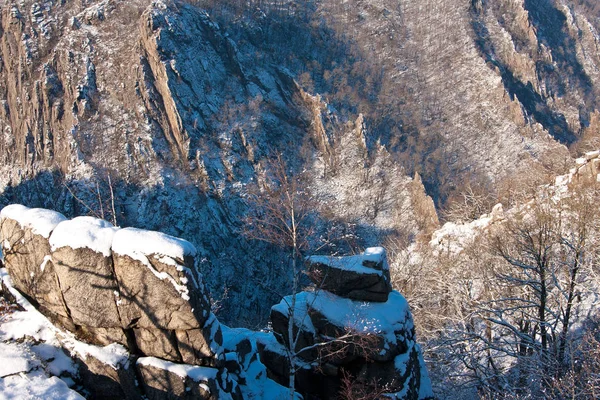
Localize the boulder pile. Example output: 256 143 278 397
261 247 433 399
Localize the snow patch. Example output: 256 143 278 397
0 342 39 377
274 290 411 344
68 342 129 371
0 204 30 224
137 357 217 382
49 216 118 257
307 246 388 275
0 372 84 400
112 227 197 261
112 228 198 299
40 255 52 272
0 205 67 239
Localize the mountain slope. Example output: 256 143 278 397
0 0 599 326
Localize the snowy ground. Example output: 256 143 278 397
0 270 83 400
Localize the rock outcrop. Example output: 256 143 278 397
0 205 70 326
263 247 434 399
0 204 237 399
50 217 124 344
307 247 392 302
1 204 433 398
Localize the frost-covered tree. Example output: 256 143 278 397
459 184 600 396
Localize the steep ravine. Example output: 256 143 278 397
0 0 431 327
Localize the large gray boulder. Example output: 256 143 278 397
0 205 71 327
111 228 210 331
49 217 123 332
306 247 392 302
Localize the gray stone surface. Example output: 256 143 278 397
52 246 122 329
134 327 181 362
175 313 223 366
112 252 209 331
0 209 71 325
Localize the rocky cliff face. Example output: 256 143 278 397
314 0 600 201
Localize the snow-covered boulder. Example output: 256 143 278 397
136 357 240 400
111 228 220 366
111 228 209 330
266 247 433 399
0 205 71 327
272 290 414 364
306 247 392 302
49 216 124 344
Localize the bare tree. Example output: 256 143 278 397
242 153 318 397
419 180 600 397
450 183 600 395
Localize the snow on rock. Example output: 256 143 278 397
30 343 77 378
429 205 504 255
311 290 411 339
112 227 197 262
306 247 392 302
136 356 237 400
112 227 199 297
308 246 388 275
0 342 40 377
0 204 30 225
221 326 301 400
0 203 66 240
22 208 68 238
67 342 130 371
274 290 412 350
49 216 118 257
137 356 217 380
